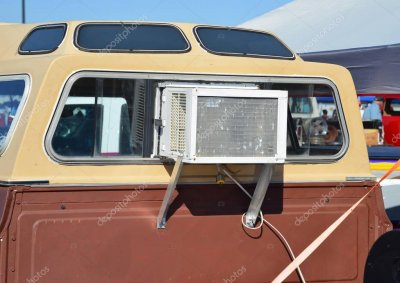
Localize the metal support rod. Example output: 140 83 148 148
157 156 184 229
22 0 26 24
245 164 274 227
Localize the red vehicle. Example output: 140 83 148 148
359 95 400 146
381 96 400 146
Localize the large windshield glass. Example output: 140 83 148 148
0 76 29 154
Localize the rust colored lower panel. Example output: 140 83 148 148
1 182 391 282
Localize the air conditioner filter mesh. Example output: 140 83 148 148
196 97 278 157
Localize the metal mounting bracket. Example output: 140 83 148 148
156 155 184 229
245 164 274 227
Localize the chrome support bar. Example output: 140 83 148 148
156 156 184 229
245 164 274 227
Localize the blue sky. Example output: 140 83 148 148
0 0 292 25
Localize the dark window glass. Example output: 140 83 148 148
385 98 400 116
0 78 27 152
0 80 25 95
20 24 66 54
195 27 293 58
51 77 151 158
52 104 99 157
269 83 344 157
76 24 189 52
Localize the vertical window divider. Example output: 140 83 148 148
93 78 103 157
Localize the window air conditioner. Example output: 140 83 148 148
158 86 288 163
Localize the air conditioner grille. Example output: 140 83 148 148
132 81 146 143
196 97 278 157
170 93 186 153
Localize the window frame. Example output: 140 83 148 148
193 25 295 60
46 73 158 164
18 23 68 55
0 74 31 155
45 71 348 165
275 83 346 160
385 98 400 116
74 22 191 54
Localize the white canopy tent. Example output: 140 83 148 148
241 0 400 53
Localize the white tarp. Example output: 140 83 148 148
241 0 400 53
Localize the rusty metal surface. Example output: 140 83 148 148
0 182 391 282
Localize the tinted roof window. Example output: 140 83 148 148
195 27 293 58
20 24 66 54
76 23 190 52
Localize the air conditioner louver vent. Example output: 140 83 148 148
132 80 146 143
170 92 186 153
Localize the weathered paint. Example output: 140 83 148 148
0 182 391 282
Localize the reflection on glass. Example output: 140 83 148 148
0 79 25 150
